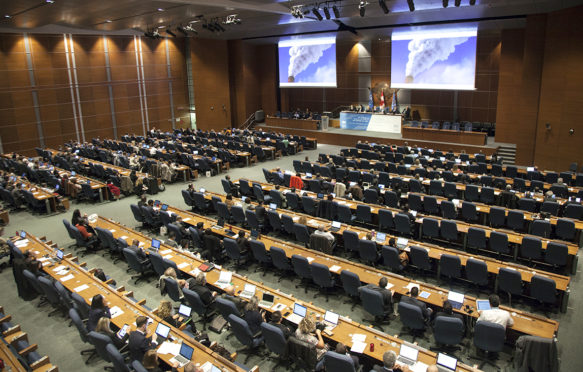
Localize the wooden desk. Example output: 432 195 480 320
0 340 28 372
403 127 487 146
143 202 559 340
6 176 58 214
19 233 248 372
93 216 477 371
344 147 494 163
266 116 320 131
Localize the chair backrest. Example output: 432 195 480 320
340 270 361 297
228 314 255 346
489 207 506 228
215 297 240 320
260 323 288 357
293 223 311 246
378 209 394 230
398 301 426 330
358 239 378 263
149 252 167 276
465 258 488 286
462 201 478 221
69 308 90 344
434 316 464 346
249 239 270 263
530 275 557 305
182 287 206 316
106 343 130 372
360 286 385 317
394 213 412 236
38 276 60 305
291 254 311 279
467 227 486 249
498 267 523 295
489 231 509 254
163 277 182 302
270 246 291 271
545 242 568 267
439 254 461 279
521 236 542 260
310 262 333 288
22 269 44 296
409 246 431 270
71 292 90 319
323 351 356 372
556 219 575 241
122 248 147 273
223 238 241 260
288 336 317 369
88 331 113 362
474 321 506 352
422 218 440 238
131 361 148 372
564 204 583 220
342 230 359 252
507 210 524 230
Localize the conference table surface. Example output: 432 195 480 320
18 233 248 372
5 174 59 214
346 147 495 163
266 116 320 130
92 215 479 371
145 199 560 340
211 186 572 295
326 156 583 196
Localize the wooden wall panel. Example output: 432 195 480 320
190 38 231 131
534 6 583 171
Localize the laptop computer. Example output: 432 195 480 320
447 291 465 310
71 171 76 176
397 344 419 366
161 204 168 211
178 304 192 319
149 239 161 252
323 311 339 332
306 172 312 178
250 229 260 240
154 322 171 342
239 284 256 300
216 271 232 287
436 353 457 372
375 232 387 244
258 293 274 308
269 203 277 210
317 193 324 199
287 303 307 325
329 221 341 232
476 300 491 311
19 231 27 239
169 342 195 368
396 237 408 249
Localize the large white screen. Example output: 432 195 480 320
278 37 337 88
391 29 477 90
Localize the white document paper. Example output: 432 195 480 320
352 334 367 343
109 229 116 233
157 341 181 356
306 257 315 263
160 249 172 255
329 265 341 273
182 217 191 222
177 262 189 269
120 235 129 241
410 362 429 372
163 254 173 259
109 306 123 319
385 282 394 290
74 284 89 292
350 341 367 354
60 274 74 282
272 303 286 312
53 265 67 272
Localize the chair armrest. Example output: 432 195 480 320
30 355 50 369
6 331 28 345
105 278 115 285
88 267 97 274
117 286 125 292
137 299 146 306
0 314 12 323
3 324 21 337
18 343 38 356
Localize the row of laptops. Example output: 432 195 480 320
396 343 459 371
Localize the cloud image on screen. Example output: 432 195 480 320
279 37 337 87
391 29 477 90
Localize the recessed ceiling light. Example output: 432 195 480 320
105 19 112 23
158 25 166 28
157 8 164 12
46 0 55 3
4 15 11 18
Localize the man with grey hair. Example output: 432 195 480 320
187 272 216 306
372 350 411 371
313 224 335 243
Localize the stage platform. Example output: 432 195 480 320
256 124 504 155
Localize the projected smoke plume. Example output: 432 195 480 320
391 29 477 90
279 37 337 87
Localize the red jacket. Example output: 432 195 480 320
289 175 304 190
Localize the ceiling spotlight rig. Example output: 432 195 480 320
224 14 241 25
177 24 198 36
359 1 368 17
144 29 161 39
291 5 304 18
292 2 343 21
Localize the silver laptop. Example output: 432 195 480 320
397 344 419 366
436 353 457 371
287 303 307 325
169 342 194 368
239 284 256 300
258 293 274 308
323 311 339 332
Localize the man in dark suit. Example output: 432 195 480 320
500 184 516 209
400 286 432 320
202 228 223 262
366 277 394 314
268 310 292 339
128 315 158 362
128 239 148 262
187 272 216 306
433 300 464 331
225 175 239 197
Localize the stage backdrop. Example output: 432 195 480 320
339 112 402 134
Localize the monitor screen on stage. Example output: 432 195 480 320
390 28 477 90
278 37 337 88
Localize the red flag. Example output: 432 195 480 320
380 90 385 110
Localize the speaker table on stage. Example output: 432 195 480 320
339 111 402 134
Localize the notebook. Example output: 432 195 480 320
397 344 419 366
169 342 195 368
287 303 307 325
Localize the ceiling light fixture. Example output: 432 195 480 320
407 0 415 11
291 5 304 18
157 8 164 12
332 5 340 18
166 29 176 37
359 1 367 17
45 0 55 3
378 0 389 14
323 6 331 19
4 14 11 18
224 14 241 25
312 7 323 21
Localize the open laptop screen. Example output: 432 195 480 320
399 344 419 361
437 353 457 370
293 303 307 317
324 311 339 325
179 343 194 359
178 304 192 317
151 239 161 250
56 249 64 260
155 323 171 338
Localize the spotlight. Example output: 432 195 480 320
378 0 389 14
157 8 164 11
178 25 198 35
359 1 367 17
214 21 225 32
332 5 340 18
166 29 176 37
225 14 241 24
454 0 461 6
177 26 189 36
4 14 11 18
323 6 331 19
312 7 323 21
291 5 303 18
407 0 415 11
469 0 476 4
442 0 448 7
45 0 55 3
